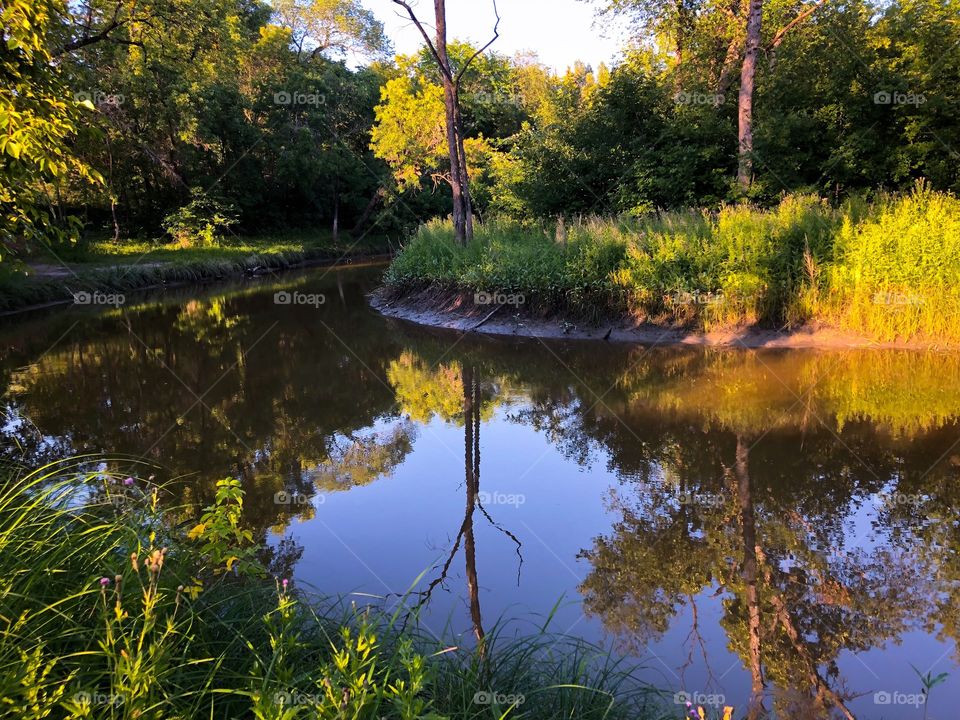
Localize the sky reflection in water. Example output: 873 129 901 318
1 265 959 719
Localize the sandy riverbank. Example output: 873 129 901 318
370 286 953 350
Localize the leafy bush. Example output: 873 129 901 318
816 181 960 339
162 189 239 248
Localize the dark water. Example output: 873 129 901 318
2 264 959 719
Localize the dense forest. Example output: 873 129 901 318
3 0 959 257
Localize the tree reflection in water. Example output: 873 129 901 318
2 270 960 717
396 358 526 652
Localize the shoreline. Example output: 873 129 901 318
370 287 954 351
0 250 392 317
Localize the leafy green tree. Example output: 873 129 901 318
272 0 391 61
53 0 394 238
0 0 102 257
371 68 448 192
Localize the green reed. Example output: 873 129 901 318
0 461 659 719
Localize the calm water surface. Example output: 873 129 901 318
2 265 959 719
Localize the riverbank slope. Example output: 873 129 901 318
0 235 392 315
374 187 960 349
370 286 948 349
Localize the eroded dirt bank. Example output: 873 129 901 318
369 286 954 350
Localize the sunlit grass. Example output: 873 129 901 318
385 184 960 342
0 232 391 313
56 230 388 265
811 182 960 340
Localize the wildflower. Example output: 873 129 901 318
123 477 134 487
184 580 203 600
145 548 166 574
100 577 111 587
130 552 138 571
282 578 289 591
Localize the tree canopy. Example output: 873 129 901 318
1 0 957 256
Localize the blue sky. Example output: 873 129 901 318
362 0 630 72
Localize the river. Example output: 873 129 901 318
1 263 958 719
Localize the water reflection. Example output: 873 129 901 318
2 267 959 718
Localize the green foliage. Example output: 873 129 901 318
272 0 391 61
162 190 240 248
39 0 395 244
371 74 447 191
3 0 958 263
188 477 264 577
484 0 960 217
0 0 101 257
252 622 440 720
0 461 657 719
815 181 960 339
385 187 960 340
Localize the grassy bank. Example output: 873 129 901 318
0 461 657 719
383 183 960 342
0 234 392 314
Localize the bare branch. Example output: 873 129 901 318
390 0 454 83
53 0 126 56
454 0 500 88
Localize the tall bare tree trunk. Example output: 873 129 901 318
462 366 485 650
737 0 763 190
735 435 765 718
452 100 474 241
394 0 497 246
434 0 472 244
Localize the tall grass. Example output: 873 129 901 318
384 184 960 341
813 181 960 339
0 461 659 719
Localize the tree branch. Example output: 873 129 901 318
454 0 500 88
54 19 124 56
53 0 127 56
768 0 829 50
390 0 454 83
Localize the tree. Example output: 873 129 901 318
370 57 503 216
0 0 102 257
737 0 830 189
736 0 764 189
49 0 394 238
591 0 830 190
272 0 391 62
371 71 448 191
389 0 501 244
